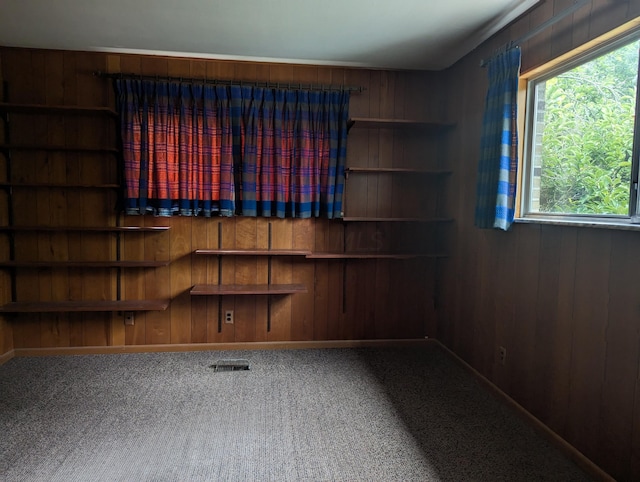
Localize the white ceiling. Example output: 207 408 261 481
0 0 539 71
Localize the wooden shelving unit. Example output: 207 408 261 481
193 247 309 296
337 115 454 316
192 223 312 332
0 100 171 314
343 116 453 225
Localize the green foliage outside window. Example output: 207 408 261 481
536 40 639 215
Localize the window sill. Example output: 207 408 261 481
515 216 640 232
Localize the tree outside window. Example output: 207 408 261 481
526 38 640 217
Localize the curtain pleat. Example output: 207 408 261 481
474 48 521 230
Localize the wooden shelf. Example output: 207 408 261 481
190 284 307 295
0 225 170 232
306 252 448 259
341 217 454 223
0 143 118 154
195 249 311 256
348 117 455 130
0 299 170 313
0 182 120 189
0 260 170 268
345 167 451 175
0 102 117 117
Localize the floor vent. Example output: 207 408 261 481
210 359 251 372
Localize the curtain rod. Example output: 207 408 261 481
94 71 365 93
480 0 591 67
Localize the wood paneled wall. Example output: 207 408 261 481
5 0 633 477
0 48 445 354
441 0 640 479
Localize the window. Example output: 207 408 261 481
521 31 640 222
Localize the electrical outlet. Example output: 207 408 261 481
498 346 507 365
225 310 234 324
124 312 134 326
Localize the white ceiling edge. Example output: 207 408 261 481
83 0 540 73
89 46 386 71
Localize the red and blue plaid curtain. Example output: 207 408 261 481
234 87 349 218
115 80 349 218
115 80 235 216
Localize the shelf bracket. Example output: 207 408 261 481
342 226 347 314
217 221 223 334
267 222 272 332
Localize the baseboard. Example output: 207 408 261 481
433 340 614 482
0 349 15 366
12 338 432 357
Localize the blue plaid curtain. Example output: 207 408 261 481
115 80 349 219
474 47 521 230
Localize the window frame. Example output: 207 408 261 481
518 22 640 228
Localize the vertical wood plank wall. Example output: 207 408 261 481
441 0 640 479
0 48 444 351
0 54 13 358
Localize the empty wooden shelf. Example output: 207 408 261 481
195 249 311 256
0 102 117 117
306 252 449 259
190 284 307 295
341 217 454 223
0 182 120 189
0 299 170 313
348 117 455 130
344 167 452 175
0 226 170 232
0 143 118 153
0 260 170 268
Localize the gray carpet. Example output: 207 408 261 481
0 345 593 481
